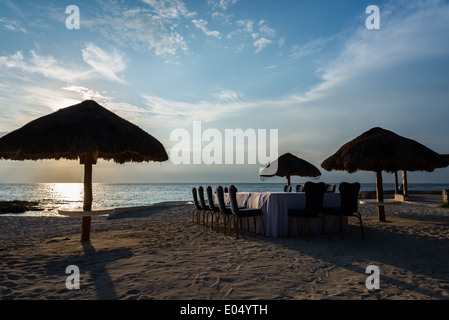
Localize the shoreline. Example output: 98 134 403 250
0 189 447 216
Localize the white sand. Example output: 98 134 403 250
1 197 449 301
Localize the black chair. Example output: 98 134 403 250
197 186 210 226
296 184 304 192
216 186 233 234
191 187 203 224
323 182 365 239
228 185 265 239
287 182 328 240
206 186 221 230
284 185 292 192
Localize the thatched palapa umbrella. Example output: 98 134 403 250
260 152 321 186
0 100 168 241
321 127 448 221
442 154 449 163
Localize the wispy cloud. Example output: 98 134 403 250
235 19 253 34
0 17 27 33
61 85 149 116
0 51 90 83
289 36 337 60
143 0 195 19
192 19 220 38
142 92 258 126
58 86 152 131
61 85 114 102
212 89 240 101
0 82 83 132
82 43 127 84
0 44 127 84
254 38 272 53
93 0 193 59
256 20 275 38
227 18 277 53
208 0 239 11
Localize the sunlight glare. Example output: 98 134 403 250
51 183 83 200
49 183 84 211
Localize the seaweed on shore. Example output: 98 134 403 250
0 200 43 214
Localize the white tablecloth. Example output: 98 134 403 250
219 192 347 237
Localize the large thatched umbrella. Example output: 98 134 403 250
442 154 449 163
0 100 168 240
260 152 321 186
321 127 448 221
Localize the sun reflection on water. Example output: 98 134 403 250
50 183 83 200
46 183 84 212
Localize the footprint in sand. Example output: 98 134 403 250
123 289 141 300
211 276 221 287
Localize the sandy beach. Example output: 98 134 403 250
1 195 449 302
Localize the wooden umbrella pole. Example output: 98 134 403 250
394 171 399 194
287 175 291 186
81 154 93 241
402 170 408 197
375 170 386 222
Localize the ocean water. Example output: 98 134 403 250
0 182 448 216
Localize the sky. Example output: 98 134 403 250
0 0 449 184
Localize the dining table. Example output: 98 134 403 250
218 191 347 238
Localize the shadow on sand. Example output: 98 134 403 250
253 217 449 299
45 241 133 299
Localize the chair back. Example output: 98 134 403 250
296 184 304 192
228 185 240 214
192 188 201 210
338 182 360 214
198 186 209 210
304 182 326 216
206 186 217 211
284 185 292 192
216 186 228 214
325 184 336 192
